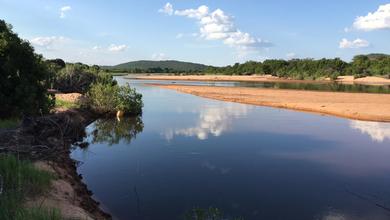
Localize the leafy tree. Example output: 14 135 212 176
0 20 54 118
86 83 143 115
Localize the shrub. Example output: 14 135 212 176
86 83 143 115
52 63 117 93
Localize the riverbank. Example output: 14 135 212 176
152 84 390 122
0 109 111 220
127 74 390 85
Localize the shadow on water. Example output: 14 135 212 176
88 116 144 146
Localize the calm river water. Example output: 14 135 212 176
71 77 390 220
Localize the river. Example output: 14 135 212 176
71 77 390 220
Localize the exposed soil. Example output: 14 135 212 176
152 84 390 122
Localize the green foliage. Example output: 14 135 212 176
102 60 210 73
87 83 143 115
205 54 390 80
55 99 80 109
52 63 116 93
0 154 57 220
0 19 54 118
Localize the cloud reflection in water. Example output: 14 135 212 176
350 121 390 142
164 103 252 141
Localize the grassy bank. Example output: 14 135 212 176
0 118 20 129
55 98 80 109
0 154 61 220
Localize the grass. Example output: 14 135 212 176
55 98 80 109
0 118 20 129
0 154 62 220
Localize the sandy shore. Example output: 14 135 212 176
153 84 390 122
127 74 390 85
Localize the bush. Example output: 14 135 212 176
0 20 54 118
52 63 117 93
86 83 143 115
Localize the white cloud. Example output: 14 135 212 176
152 52 168 60
176 33 184 39
92 46 101 50
353 3 390 31
350 121 390 143
108 44 127 52
30 36 68 49
286 52 296 59
60 6 71 18
162 3 272 56
339 38 370 49
159 2 173 15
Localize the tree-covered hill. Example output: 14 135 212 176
101 60 211 73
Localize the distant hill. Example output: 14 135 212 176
102 60 210 73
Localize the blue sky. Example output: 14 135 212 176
1 0 389 66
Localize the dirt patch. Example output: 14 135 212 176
55 93 82 103
153 84 390 122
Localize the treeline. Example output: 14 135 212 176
205 54 390 80
103 60 209 74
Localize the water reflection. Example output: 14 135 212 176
90 116 144 146
164 103 252 140
350 121 390 142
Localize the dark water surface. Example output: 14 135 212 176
71 77 390 220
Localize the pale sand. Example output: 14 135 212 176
152 84 390 122
127 74 390 85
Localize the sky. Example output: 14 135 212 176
1 0 390 66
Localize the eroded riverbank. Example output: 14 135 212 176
0 109 111 219
151 84 390 122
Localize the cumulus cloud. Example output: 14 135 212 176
60 6 71 18
108 44 127 52
350 121 390 142
353 3 390 31
161 3 272 56
159 2 173 15
30 36 68 49
152 52 168 60
339 38 370 49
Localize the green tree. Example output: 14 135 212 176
0 20 54 118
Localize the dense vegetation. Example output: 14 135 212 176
48 61 144 115
205 54 390 80
0 154 61 220
86 82 143 115
102 60 210 73
0 20 54 118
